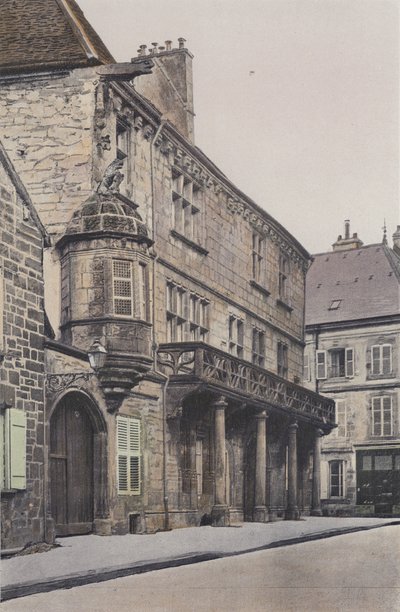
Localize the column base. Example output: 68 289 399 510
93 518 112 536
310 508 323 516
285 507 301 520
211 505 230 527
253 506 268 523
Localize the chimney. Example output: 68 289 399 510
393 225 400 256
133 38 195 142
332 220 364 252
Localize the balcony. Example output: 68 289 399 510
157 342 335 427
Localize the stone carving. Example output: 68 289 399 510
46 373 93 396
97 159 124 195
96 58 154 82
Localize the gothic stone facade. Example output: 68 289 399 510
0 0 334 544
304 227 400 517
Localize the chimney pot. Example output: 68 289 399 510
165 40 172 51
178 37 186 49
344 219 350 239
158 46 165 52
139 44 147 56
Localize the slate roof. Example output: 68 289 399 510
305 243 400 326
0 0 114 74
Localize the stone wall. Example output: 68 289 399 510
0 158 46 549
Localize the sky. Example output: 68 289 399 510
79 0 399 254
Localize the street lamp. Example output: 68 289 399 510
88 340 107 371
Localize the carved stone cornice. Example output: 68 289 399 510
154 135 308 270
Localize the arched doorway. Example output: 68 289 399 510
49 393 104 536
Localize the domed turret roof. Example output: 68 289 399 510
65 192 149 238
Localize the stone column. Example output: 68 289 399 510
253 410 268 522
311 428 324 516
211 396 230 526
285 421 300 520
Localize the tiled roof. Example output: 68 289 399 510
0 0 114 74
305 244 400 326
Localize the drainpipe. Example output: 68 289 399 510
315 327 320 394
149 119 171 531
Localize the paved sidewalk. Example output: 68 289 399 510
2 516 399 601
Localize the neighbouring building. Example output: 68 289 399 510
0 142 50 549
0 0 334 547
304 221 400 517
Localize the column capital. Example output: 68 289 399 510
210 395 228 410
255 410 268 420
288 420 298 431
315 428 324 438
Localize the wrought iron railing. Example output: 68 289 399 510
157 342 335 425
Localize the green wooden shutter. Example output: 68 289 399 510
6 409 26 489
129 418 141 495
117 416 129 493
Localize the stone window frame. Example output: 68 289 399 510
166 281 188 342
252 327 265 367
116 415 141 496
109 257 150 321
171 167 206 252
188 293 209 342
228 314 244 359
278 252 290 302
277 341 288 379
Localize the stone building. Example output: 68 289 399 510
0 142 50 549
0 0 334 544
304 222 400 516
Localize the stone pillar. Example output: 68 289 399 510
211 396 230 526
253 410 268 522
311 428 324 516
93 431 112 535
285 421 300 520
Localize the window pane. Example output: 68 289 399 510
362 456 372 471
374 455 392 470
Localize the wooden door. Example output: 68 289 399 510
50 398 94 536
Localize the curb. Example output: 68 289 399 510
2 521 399 602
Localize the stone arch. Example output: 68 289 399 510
47 390 110 537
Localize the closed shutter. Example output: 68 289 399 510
6 409 26 490
117 416 141 495
345 348 354 377
117 416 129 492
129 418 141 495
316 350 327 380
371 346 380 374
382 345 392 375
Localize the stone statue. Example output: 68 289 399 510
97 158 124 195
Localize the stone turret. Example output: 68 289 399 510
56 174 154 410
